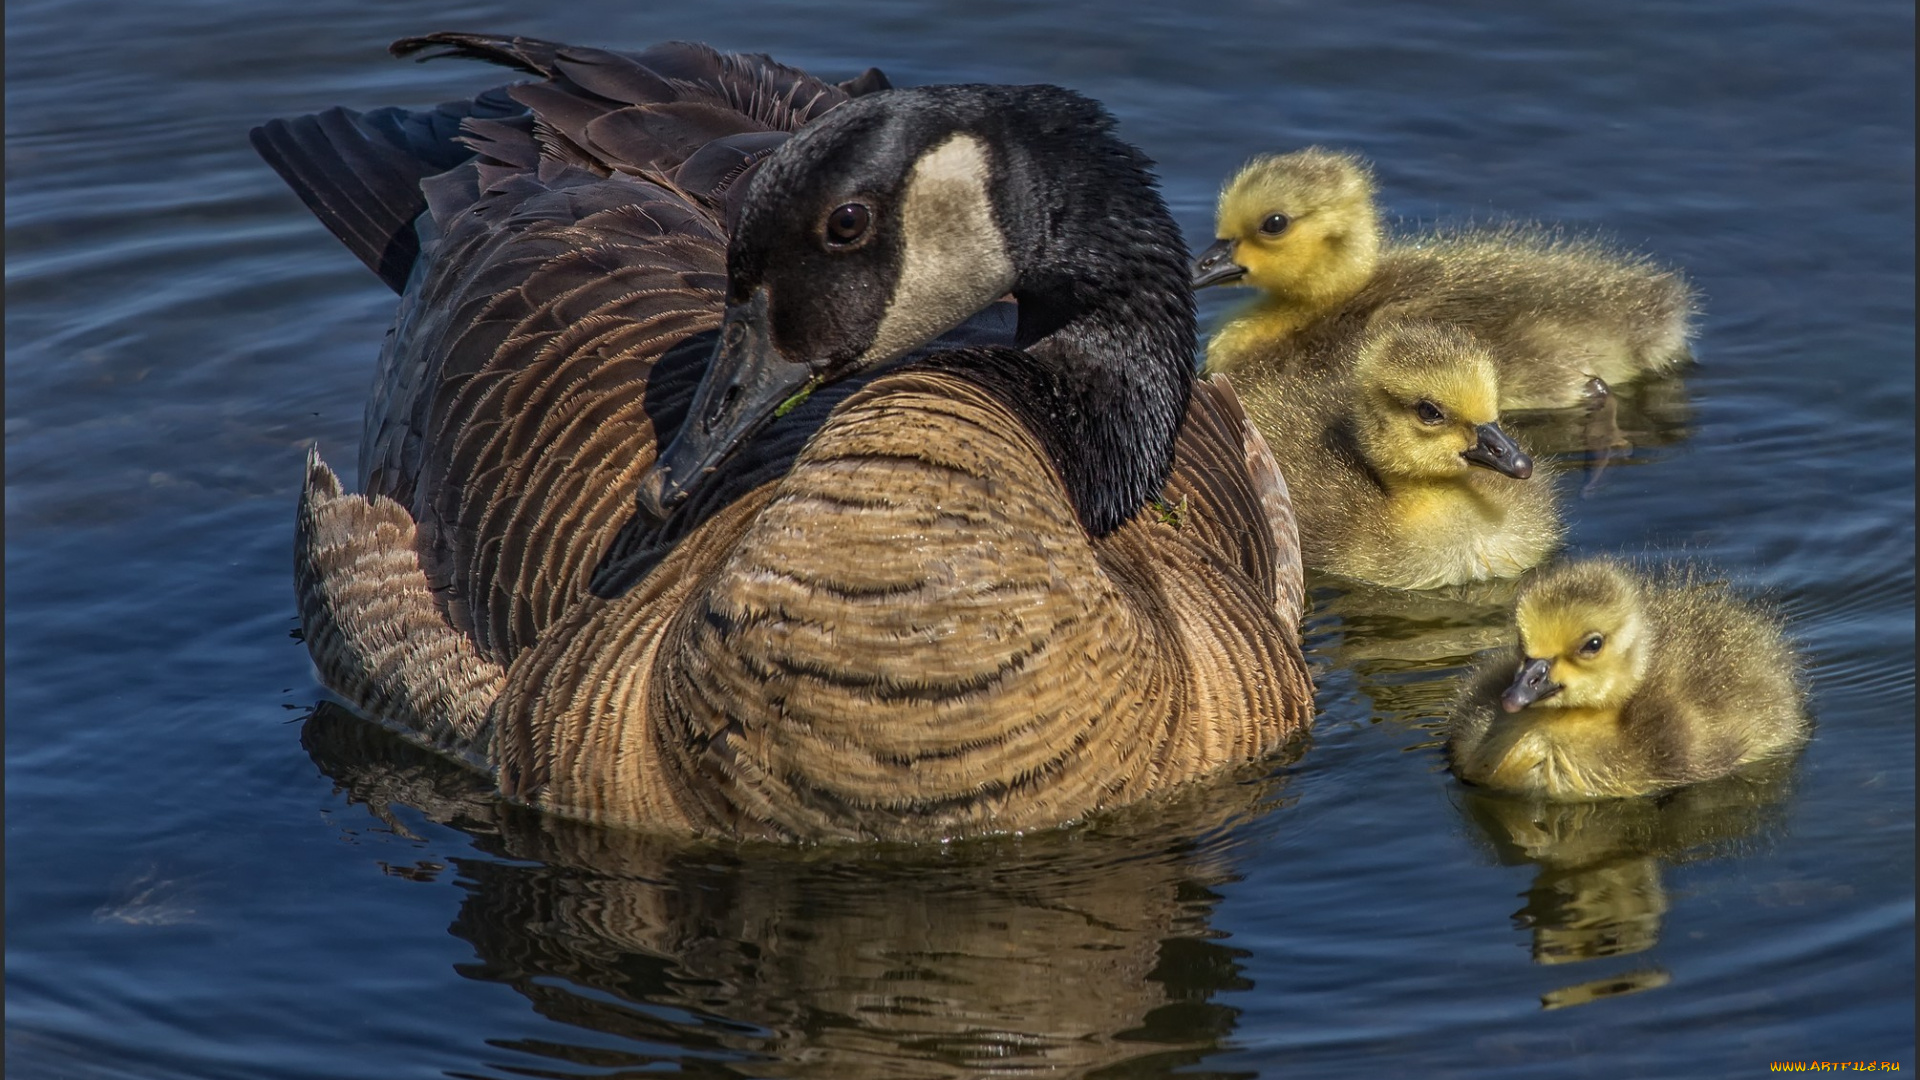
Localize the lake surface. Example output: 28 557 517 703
6 0 1913 1076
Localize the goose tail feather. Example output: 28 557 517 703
295 446 503 769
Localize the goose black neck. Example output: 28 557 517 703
937 87 1198 538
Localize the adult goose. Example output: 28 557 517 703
269 34 1313 841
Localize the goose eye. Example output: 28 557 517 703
824 202 871 247
1259 212 1291 236
1414 399 1445 425
1579 634 1605 657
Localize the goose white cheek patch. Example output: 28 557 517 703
861 133 1017 366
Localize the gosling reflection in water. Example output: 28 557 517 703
1310 576 1521 726
303 704 1296 1078
1500 365 1695 495
1454 757 1797 1005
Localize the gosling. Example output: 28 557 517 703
1248 321 1563 590
1448 558 1809 800
1193 148 1696 410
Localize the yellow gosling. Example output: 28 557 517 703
1194 148 1696 410
1448 558 1810 799
1249 321 1563 590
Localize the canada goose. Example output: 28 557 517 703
1192 148 1697 411
271 35 1313 840
1242 320 1563 590
1447 558 1809 799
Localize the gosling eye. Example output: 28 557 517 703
1414 399 1446 426
1258 212 1292 237
823 202 872 248
1578 634 1605 657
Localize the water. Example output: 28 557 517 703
6 0 1912 1075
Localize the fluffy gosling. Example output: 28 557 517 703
1246 320 1562 590
1194 148 1696 410
1448 558 1809 800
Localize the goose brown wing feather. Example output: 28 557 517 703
391 32 566 77
249 93 521 292
392 182 727 664
456 116 542 170
395 33 858 150
584 103 775 176
508 83 623 162
616 42 854 126
550 46 681 104
266 33 868 294
1162 374 1304 631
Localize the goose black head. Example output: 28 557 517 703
639 84 1197 536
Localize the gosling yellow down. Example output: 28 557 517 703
1193 148 1697 410
1448 558 1809 800
1246 320 1563 590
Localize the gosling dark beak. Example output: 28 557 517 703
1461 422 1534 479
636 287 820 518
1190 238 1246 289
1501 657 1561 713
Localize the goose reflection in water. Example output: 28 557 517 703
1452 755 1799 1010
302 703 1297 1077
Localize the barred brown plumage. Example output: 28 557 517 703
490 372 1308 838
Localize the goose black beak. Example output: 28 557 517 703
1501 657 1561 712
1190 238 1246 289
1461 422 1534 479
637 287 820 518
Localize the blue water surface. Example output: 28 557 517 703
7 0 1913 1076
